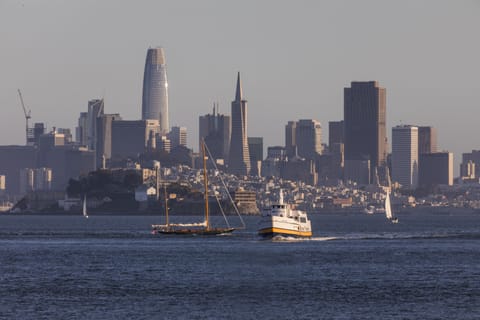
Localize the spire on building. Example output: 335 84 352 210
235 72 243 101
228 72 250 176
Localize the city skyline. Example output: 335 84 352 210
1 1 480 174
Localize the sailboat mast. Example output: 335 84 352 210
164 185 169 228
202 141 210 230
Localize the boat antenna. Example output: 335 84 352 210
203 139 246 229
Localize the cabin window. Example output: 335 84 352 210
300 217 306 223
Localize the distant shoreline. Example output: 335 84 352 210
3 206 480 216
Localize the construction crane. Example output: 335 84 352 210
17 89 32 145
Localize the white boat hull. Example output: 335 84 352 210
258 216 312 238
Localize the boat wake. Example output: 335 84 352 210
270 232 480 242
337 232 480 241
271 235 339 242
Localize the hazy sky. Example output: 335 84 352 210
1 0 479 171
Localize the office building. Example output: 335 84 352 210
19 168 35 195
460 160 475 180
344 81 387 184
20 168 53 194
460 150 480 179
0 175 5 193
142 47 169 135
33 123 46 146
392 125 419 189
199 104 231 161
169 126 187 149
157 135 171 153
57 128 73 144
96 113 122 169
285 121 297 157
76 112 88 146
419 152 453 187
328 121 344 149
418 126 437 154
44 146 95 190
87 99 105 150
34 167 52 191
248 137 263 163
228 73 251 176
111 120 161 160
0 146 37 195
295 119 322 160
248 137 263 176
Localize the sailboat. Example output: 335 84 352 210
151 140 239 235
83 195 89 219
385 190 398 223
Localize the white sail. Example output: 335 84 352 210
385 191 393 220
83 195 88 219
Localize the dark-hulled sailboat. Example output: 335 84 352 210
151 141 236 235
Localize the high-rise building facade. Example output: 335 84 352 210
87 99 105 150
228 73 250 176
248 137 263 176
19 167 52 194
295 119 322 160
460 150 480 179
0 146 37 195
76 112 88 146
33 123 46 147
142 47 169 135
419 152 453 187
199 104 231 161
328 120 344 148
285 121 297 157
96 113 122 169
248 137 263 163
418 126 437 154
344 81 387 184
392 125 419 189
169 126 187 149
111 120 161 160
19 168 35 195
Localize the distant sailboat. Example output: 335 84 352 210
385 190 398 223
83 195 89 219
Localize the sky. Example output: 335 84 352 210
1 0 479 173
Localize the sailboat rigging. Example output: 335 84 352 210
151 140 242 235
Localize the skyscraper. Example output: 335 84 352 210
87 99 104 150
392 125 419 189
418 126 437 154
111 120 161 160
328 120 344 148
285 121 297 157
248 137 263 176
295 119 322 160
419 152 453 187
96 113 122 169
344 81 387 184
199 104 231 161
228 72 250 176
169 126 187 149
142 47 169 135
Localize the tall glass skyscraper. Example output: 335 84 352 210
142 47 169 135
